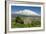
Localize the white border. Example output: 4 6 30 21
9 4 43 31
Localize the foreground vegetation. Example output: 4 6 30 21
11 20 41 28
11 16 41 28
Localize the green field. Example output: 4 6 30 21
11 17 41 28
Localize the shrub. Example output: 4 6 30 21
15 16 24 24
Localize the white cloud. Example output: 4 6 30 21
12 9 40 16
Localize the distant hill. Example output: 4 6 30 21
11 14 41 21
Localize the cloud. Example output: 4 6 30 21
12 9 40 16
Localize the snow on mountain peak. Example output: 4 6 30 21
12 9 40 16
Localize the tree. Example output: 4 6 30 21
15 16 24 24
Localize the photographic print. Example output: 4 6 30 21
9 4 43 31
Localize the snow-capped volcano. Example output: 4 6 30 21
12 9 40 16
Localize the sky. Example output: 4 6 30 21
11 6 41 15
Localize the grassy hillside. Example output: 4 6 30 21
11 16 41 28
